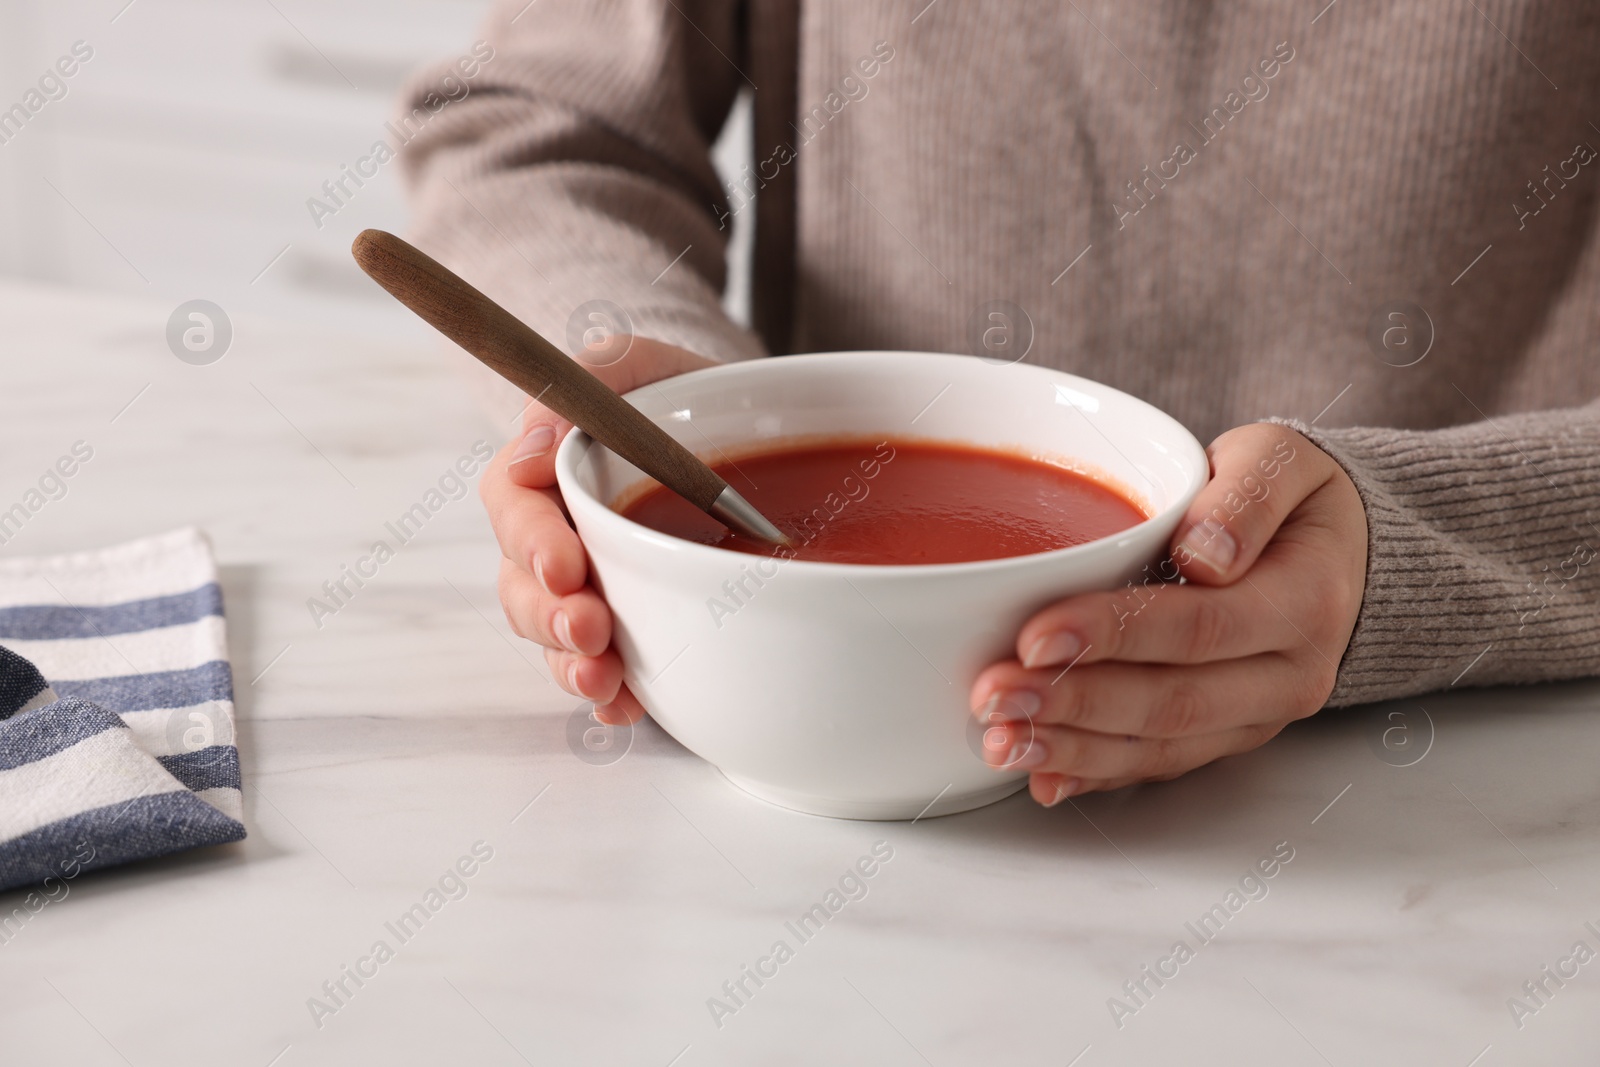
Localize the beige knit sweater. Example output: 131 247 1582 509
399 0 1600 708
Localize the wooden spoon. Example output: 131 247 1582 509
351 229 789 547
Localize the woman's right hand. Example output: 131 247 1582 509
479 336 717 724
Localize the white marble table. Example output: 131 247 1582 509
2 278 1597 1066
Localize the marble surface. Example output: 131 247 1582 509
2 279 1598 1065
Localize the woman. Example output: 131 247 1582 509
399 1 1600 804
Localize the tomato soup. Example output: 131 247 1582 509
616 438 1147 565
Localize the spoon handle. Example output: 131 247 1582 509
352 228 730 511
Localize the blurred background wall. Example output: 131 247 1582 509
0 0 753 343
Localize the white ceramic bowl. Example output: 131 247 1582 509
556 351 1209 819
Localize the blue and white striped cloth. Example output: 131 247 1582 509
0 528 244 892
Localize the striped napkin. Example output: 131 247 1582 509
0 528 245 892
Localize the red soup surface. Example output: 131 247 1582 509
616 438 1148 565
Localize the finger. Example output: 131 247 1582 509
481 455 589 595
502 336 717 488
1029 772 1081 807
595 683 649 726
987 719 1288 781
504 416 569 490
1170 424 1334 585
498 558 612 655
1014 575 1309 670
1028 772 1147 806
544 645 626 705
972 653 1315 737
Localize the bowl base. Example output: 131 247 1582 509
719 772 1029 821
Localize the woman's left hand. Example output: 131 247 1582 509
969 423 1368 805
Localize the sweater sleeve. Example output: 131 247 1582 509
1269 402 1600 707
396 0 766 378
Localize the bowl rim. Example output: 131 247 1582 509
554 350 1210 578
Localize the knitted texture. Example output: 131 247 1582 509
400 0 1600 705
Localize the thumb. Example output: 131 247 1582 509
505 335 716 489
1169 423 1333 585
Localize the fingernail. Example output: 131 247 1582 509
1006 736 1048 770
1178 519 1236 573
1023 630 1083 669
566 659 583 696
532 554 551 594
510 425 556 465
974 689 1042 722
1045 777 1081 807
552 609 577 652
993 689 1042 720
